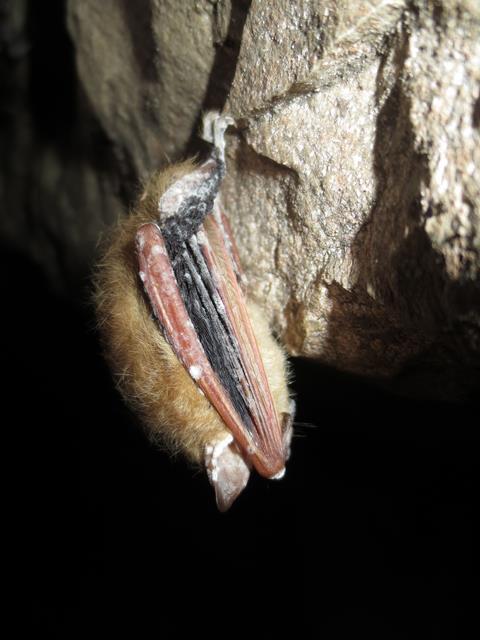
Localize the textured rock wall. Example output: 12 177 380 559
222 0 480 397
1 0 479 398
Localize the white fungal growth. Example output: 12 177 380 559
139 271 146 282
158 170 210 215
204 434 234 483
151 244 165 256
201 111 234 161
270 467 286 480
204 434 251 511
189 365 203 380
196 229 207 246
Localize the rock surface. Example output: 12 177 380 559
1 0 479 398
223 0 480 398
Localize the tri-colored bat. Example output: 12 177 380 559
95 112 294 510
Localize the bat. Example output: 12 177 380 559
94 112 294 511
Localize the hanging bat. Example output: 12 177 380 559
94 112 294 511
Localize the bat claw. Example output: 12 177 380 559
201 111 235 161
205 435 251 512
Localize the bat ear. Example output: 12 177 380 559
205 436 251 512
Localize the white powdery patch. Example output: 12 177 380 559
158 170 210 216
204 434 251 511
188 365 203 380
201 111 234 161
139 271 146 282
270 467 286 480
205 434 234 483
151 243 165 257
136 233 146 250
196 229 208 246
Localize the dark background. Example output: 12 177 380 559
1 1 476 638
10 249 477 638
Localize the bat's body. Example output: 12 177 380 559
95 114 293 510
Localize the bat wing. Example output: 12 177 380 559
135 120 289 510
136 212 285 481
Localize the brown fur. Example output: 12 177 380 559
94 160 291 467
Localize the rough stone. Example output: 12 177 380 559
221 0 480 397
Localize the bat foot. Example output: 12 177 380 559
204 435 250 512
201 111 235 161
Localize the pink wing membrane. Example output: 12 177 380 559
201 212 285 477
136 219 285 479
